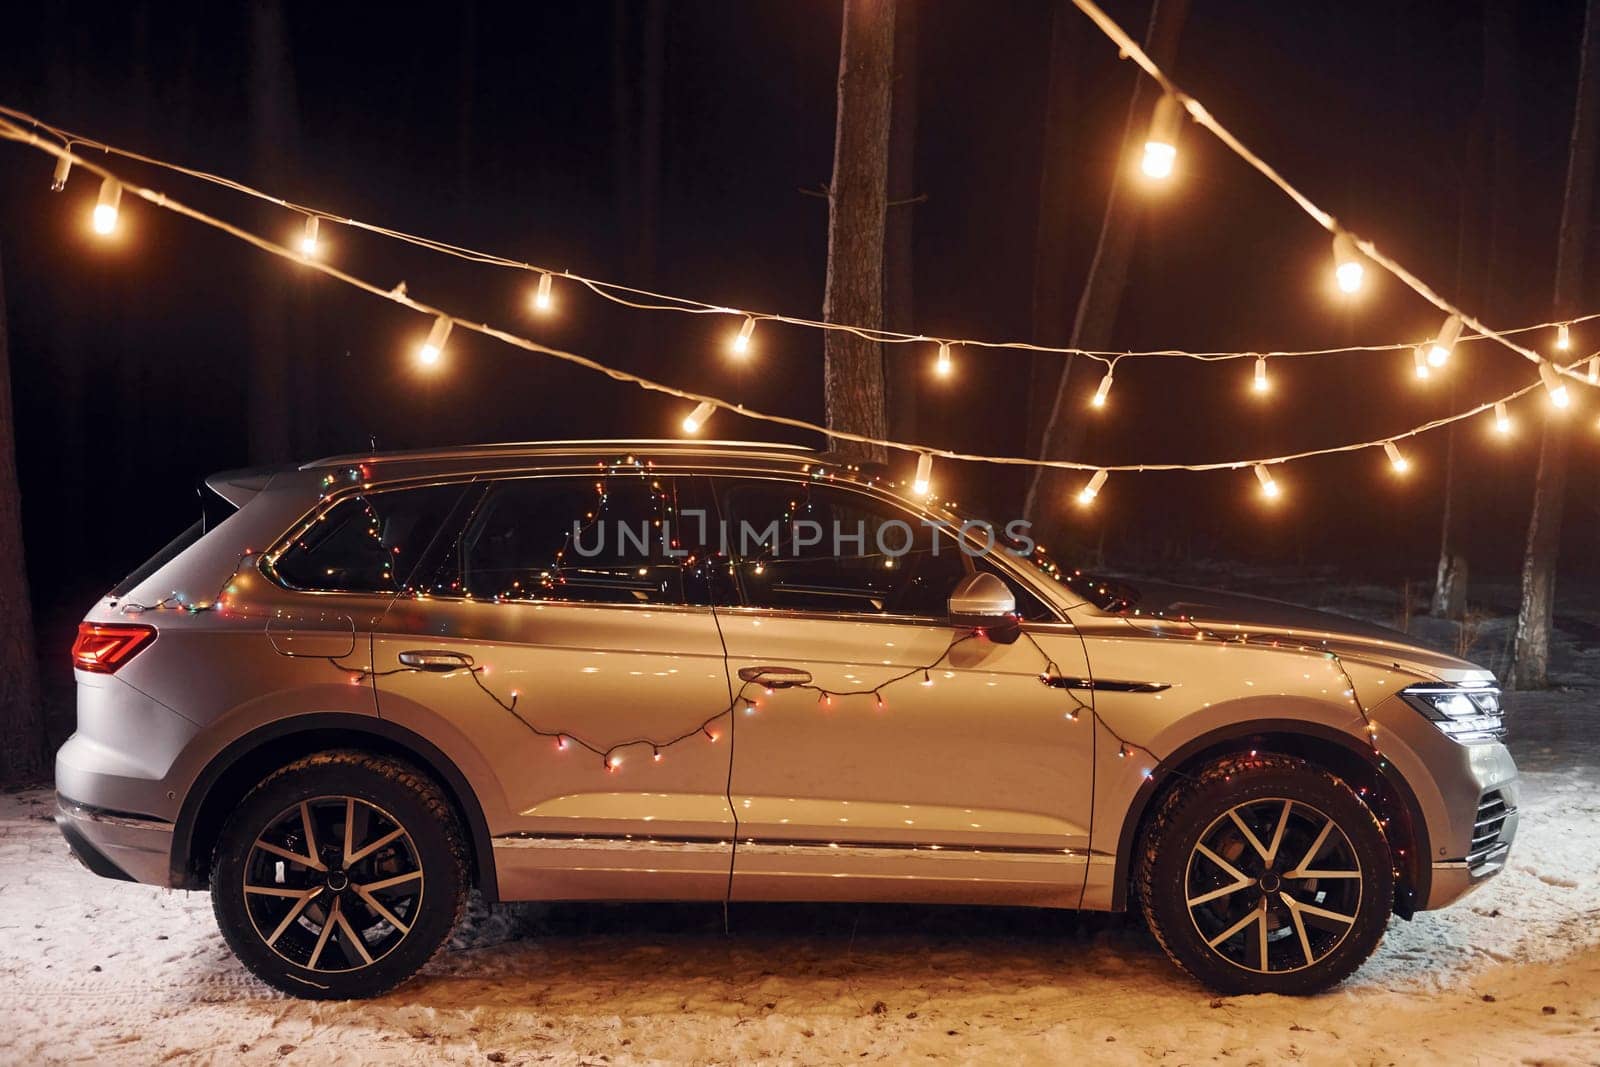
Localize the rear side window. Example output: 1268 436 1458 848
270 484 466 593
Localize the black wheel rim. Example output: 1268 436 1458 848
242 796 425 973
1184 797 1363 974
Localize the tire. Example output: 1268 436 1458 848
210 750 468 999
1136 753 1394 996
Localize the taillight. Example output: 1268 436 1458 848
71 623 157 674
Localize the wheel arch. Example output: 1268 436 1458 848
170 713 497 901
1112 719 1430 917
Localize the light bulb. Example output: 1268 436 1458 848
1557 323 1572 351
1077 469 1108 506
1141 96 1182 180
1383 440 1409 473
1539 361 1571 408
1413 346 1431 380
1587 356 1599 385
417 315 452 367
1494 401 1511 435
731 315 756 356
299 215 320 256
92 176 121 235
1253 464 1280 499
1252 356 1269 394
51 154 72 192
1091 370 1114 408
912 453 934 497
1332 233 1364 294
681 401 715 434
934 342 952 377
1428 314 1462 367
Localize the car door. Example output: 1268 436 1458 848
371 470 736 902
711 474 1097 908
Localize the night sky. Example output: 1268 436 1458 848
0 0 1593 660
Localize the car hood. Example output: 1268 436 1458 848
1111 580 1491 682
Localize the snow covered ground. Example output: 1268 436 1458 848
4 586 1600 1064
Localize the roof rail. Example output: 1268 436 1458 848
299 438 817 470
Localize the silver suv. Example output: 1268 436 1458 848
56 441 1518 998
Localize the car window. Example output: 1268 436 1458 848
270 483 467 594
415 474 711 606
715 477 968 618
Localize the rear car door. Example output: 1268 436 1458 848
711 474 1097 908
372 470 736 901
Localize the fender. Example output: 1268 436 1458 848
1107 717 1431 911
170 712 497 901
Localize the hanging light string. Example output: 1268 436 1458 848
2 102 1592 370
2 120 1586 479
1067 0 1596 389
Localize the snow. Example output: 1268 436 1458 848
5 591 1600 1063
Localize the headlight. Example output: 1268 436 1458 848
1399 683 1504 742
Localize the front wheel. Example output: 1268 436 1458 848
210 750 468 999
1136 754 1394 996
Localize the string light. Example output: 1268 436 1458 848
533 271 554 313
1090 369 1114 408
1383 440 1409 474
50 153 71 191
912 452 934 497
417 315 451 368
91 175 120 234
299 215 320 257
731 315 756 357
681 400 715 434
1538 361 1571 408
1077 468 1108 506
1253 463 1279 499
934 342 953 378
1587 355 1599 385
1413 346 1431 380
1141 95 1182 179
1494 401 1511 435
1252 355 1269 394
1556 323 1572 351
1332 233 1364 294
1428 314 1462 367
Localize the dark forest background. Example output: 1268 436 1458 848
0 1 1596 753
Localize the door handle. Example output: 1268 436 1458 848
738 665 813 688
398 649 476 672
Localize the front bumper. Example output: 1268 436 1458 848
1423 741 1519 909
55 795 175 886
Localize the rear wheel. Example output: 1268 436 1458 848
210 751 467 999
1137 754 1394 995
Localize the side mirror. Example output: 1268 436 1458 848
948 572 1021 644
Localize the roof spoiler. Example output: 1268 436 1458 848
203 465 291 508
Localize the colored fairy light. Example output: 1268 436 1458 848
1077 468 1108 506
1332 233 1364 294
1539 361 1571 408
681 401 715 434
1141 95 1182 179
912 453 933 497
417 315 452 367
92 176 121 234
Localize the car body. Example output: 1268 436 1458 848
56 440 1519 997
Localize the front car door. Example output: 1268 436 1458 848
711 474 1098 908
371 469 736 901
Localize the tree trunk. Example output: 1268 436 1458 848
823 0 895 463
883 0 920 446
1023 0 1190 533
1026 1 1084 458
0 247 45 786
1511 0 1600 689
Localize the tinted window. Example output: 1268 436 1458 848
271 484 466 593
417 475 713 606
716 478 967 618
